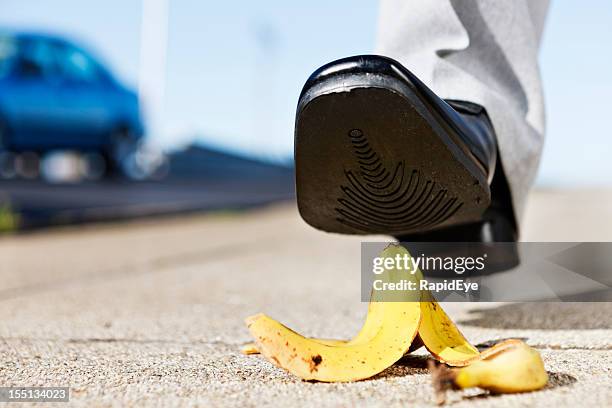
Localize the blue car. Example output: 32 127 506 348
0 31 144 167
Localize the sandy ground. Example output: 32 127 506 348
0 189 611 407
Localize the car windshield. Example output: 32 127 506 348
56 45 102 83
0 35 18 78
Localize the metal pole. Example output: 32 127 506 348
138 0 169 142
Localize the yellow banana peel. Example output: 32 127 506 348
241 295 388 355
245 246 421 382
430 339 548 404
244 244 548 394
418 291 479 366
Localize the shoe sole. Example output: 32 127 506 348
295 73 490 236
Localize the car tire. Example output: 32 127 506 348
106 128 138 178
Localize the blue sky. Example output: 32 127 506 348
0 0 610 186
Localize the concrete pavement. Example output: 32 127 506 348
0 189 611 406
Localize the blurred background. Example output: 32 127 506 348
0 0 610 232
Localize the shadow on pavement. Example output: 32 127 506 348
545 372 578 389
372 355 430 380
460 303 612 330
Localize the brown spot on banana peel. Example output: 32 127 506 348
303 355 323 373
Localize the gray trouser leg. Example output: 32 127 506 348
376 0 549 222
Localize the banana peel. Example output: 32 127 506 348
244 244 548 392
241 301 389 355
418 292 479 366
245 248 421 382
246 302 420 382
430 339 548 404
244 244 478 369
241 333 422 355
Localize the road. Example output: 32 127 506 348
0 144 295 230
0 189 611 406
1 177 294 229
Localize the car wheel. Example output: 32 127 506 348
107 128 138 178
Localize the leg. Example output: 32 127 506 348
376 0 549 227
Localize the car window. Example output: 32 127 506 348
0 35 18 78
19 38 58 78
56 45 102 83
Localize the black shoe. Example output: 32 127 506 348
295 55 516 242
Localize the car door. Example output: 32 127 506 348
52 42 115 148
3 37 63 149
